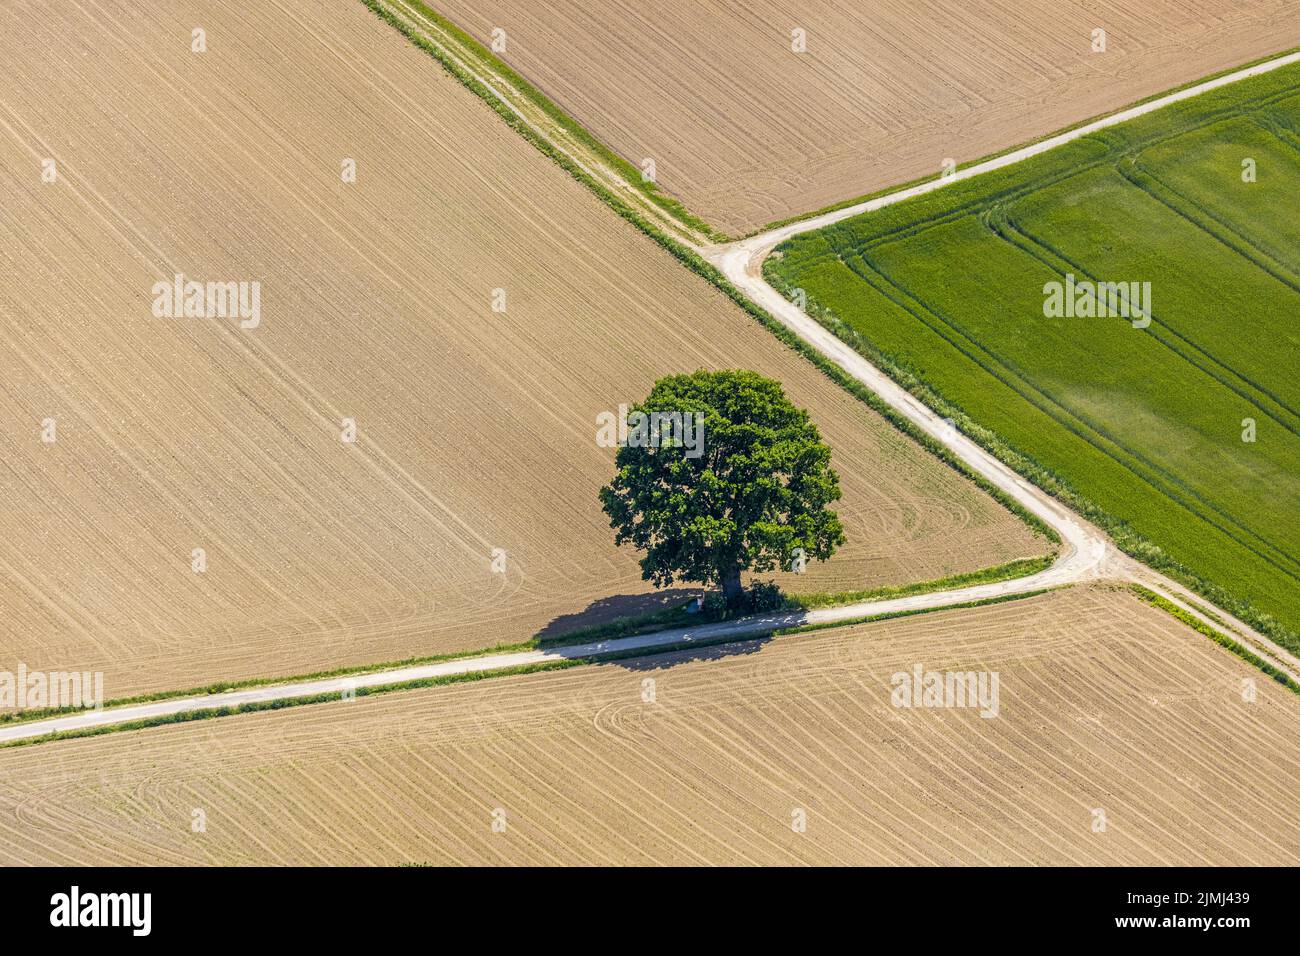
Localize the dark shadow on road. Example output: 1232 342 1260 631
603 634 772 671
535 588 699 642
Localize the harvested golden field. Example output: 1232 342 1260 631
0 0 1043 700
1 586 1296 865
433 0 1300 233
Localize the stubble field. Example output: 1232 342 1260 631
0 0 1043 701
432 0 1300 233
1 586 1295 865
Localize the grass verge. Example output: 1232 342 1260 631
382 0 727 241
786 555 1055 610
772 587 1062 637
1130 584 1300 696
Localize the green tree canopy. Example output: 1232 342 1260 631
599 369 845 607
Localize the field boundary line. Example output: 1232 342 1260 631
371 0 723 242
1130 584 1300 697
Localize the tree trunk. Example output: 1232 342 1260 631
721 566 745 608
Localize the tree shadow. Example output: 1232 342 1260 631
608 634 772 671
534 588 699 642
537 590 806 671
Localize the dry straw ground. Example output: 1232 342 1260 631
435 0 1300 233
0 0 1043 699
1 586 1295 865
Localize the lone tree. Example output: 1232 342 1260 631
599 369 845 608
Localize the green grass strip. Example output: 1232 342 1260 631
787 554 1054 610
1130 584 1300 696
774 586 1062 636
382 0 726 241
0 602 699 727
0 661 582 750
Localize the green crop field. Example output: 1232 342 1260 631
766 64 1300 647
